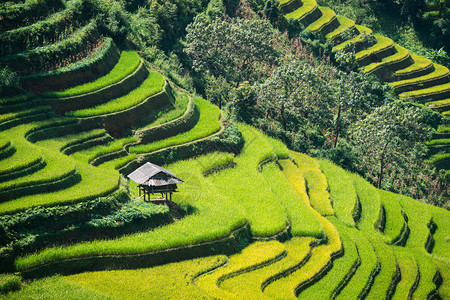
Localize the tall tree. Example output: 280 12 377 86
350 102 432 188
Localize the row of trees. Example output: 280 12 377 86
182 4 448 207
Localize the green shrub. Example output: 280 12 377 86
0 0 65 31
0 273 21 294
0 0 90 56
67 72 164 117
0 20 99 75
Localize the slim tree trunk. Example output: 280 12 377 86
334 103 342 148
280 105 287 131
378 141 390 189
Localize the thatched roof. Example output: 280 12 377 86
127 162 183 187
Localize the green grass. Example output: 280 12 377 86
299 230 359 299
292 152 333 216
306 6 336 33
332 24 372 52
399 82 450 100
0 94 33 106
129 97 221 154
138 90 190 130
319 159 357 227
437 124 450 133
364 44 411 73
219 237 314 299
195 241 286 299
392 247 419 300
355 34 394 61
394 53 433 77
326 15 355 40
392 63 449 90
42 51 141 98
67 71 165 117
65 256 227 299
285 0 318 20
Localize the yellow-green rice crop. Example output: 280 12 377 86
65 256 227 299
0 106 51 124
129 97 221 154
195 241 286 299
262 162 324 237
219 237 314 299
285 0 317 20
334 225 379 299
299 232 359 299
355 34 394 61
392 247 419 300
263 212 342 298
43 51 141 98
365 236 398 299
434 257 450 299
319 159 357 227
292 152 333 216
427 98 450 108
0 275 110 299
332 25 372 52
67 72 165 117
428 205 450 260
306 6 336 33
399 82 450 99
348 172 381 233
0 150 75 193
392 64 449 90
139 90 190 130
70 136 137 164
378 190 407 245
35 129 107 152
0 143 41 175
0 159 118 215
326 16 355 40
411 250 439 299
364 44 410 73
394 53 433 77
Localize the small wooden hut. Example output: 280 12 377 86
127 162 183 204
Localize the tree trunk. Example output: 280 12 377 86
280 105 287 131
334 103 341 148
378 141 390 189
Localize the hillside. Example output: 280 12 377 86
0 0 449 299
